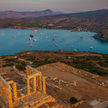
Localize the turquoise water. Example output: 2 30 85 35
0 29 108 56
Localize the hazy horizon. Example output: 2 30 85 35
0 0 108 13
0 8 108 13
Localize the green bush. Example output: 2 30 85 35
4 58 16 62
32 59 56 68
26 56 36 61
70 97 78 104
103 54 108 59
98 60 108 67
2 63 14 67
62 59 108 76
15 61 27 71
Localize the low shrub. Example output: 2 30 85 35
70 97 78 104
15 61 27 71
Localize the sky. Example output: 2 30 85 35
0 0 108 12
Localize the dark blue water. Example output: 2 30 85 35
0 29 108 56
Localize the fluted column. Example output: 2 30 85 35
26 68 29 76
6 86 9 104
8 85 13 108
27 79 30 95
3 84 6 101
36 77 38 88
40 75 42 91
30 69 32 75
34 76 36 93
43 77 46 95
1 82 4 97
13 83 18 101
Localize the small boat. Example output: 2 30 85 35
29 37 31 40
30 44 33 47
90 46 93 49
33 39 37 42
34 30 38 32
30 34 34 38
80 37 83 39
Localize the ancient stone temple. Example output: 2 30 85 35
0 66 55 108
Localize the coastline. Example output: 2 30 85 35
3 26 108 42
94 32 108 42
0 50 108 57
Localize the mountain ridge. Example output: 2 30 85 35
0 9 107 36
0 9 62 18
0 9 107 18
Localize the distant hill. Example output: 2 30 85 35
35 9 108 31
0 9 62 18
0 9 108 41
0 9 108 32
37 9 108 24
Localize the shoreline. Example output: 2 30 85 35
1 26 108 42
0 51 108 57
94 32 108 42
